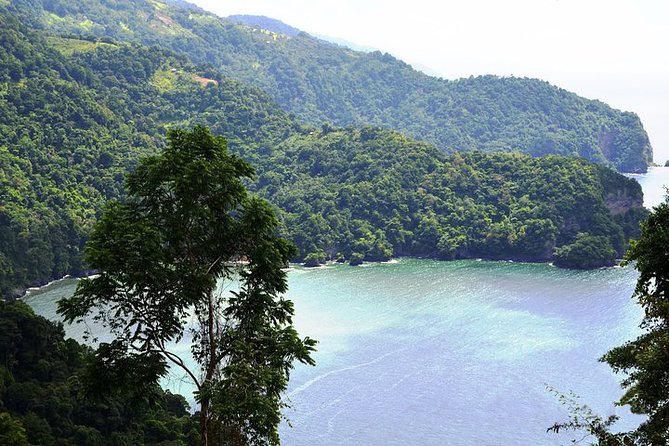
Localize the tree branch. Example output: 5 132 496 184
148 341 202 392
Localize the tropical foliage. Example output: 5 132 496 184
0 12 649 297
601 200 669 445
3 0 653 172
264 128 645 265
0 299 199 445
57 126 316 445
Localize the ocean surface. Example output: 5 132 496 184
24 167 669 445
625 165 669 209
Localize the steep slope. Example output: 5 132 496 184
0 15 295 296
3 0 653 172
0 13 648 296
264 127 647 266
0 300 198 445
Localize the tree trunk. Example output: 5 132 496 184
200 400 209 446
201 288 217 446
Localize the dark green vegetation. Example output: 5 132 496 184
5 0 653 172
549 199 669 446
0 5 650 297
58 126 316 446
0 12 295 297
267 127 647 267
553 233 618 269
0 299 199 445
601 199 669 445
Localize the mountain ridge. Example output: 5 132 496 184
227 14 303 38
5 0 653 172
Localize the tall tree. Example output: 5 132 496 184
602 200 669 445
58 126 316 446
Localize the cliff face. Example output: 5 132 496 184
596 164 646 214
597 113 654 173
550 165 648 269
605 189 644 215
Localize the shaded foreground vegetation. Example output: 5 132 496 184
57 126 316 446
0 299 200 445
550 198 669 445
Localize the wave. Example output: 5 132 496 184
287 349 402 398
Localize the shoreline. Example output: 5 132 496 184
296 255 622 271
23 275 74 297
19 254 629 298
21 273 97 299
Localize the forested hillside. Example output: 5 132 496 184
2 0 653 172
0 12 648 298
264 127 647 268
0 300 198 445
0 14 297 296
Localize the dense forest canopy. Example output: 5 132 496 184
0 300 200 445
0 7 650 297
264 127 647 268
0 13 297 296
2 0 654 172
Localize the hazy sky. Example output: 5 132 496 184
190 0 669 161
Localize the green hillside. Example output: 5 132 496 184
264 127 647 267
3 0 653 172
0 15 295 296
0 13 649 297
0 299 199 445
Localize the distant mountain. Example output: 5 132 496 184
310 32 379 53
227 15 379 54
404 61 444 78
227 15 303 37
6 0 652 172
228 15 380 53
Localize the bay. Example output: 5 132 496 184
23 166 667 445
25 259 644 445
278 260 644 445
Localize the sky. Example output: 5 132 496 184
190 0 669 162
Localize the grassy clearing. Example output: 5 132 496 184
47 36 117 56
151 69 179 93
149 0 167 11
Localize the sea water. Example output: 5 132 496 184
24 259 644 445
24 167 669 445
625 165 669 209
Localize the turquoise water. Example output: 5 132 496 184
25 259 644 445
23 168 666 445
279 260 644 445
